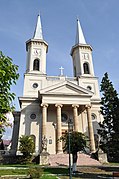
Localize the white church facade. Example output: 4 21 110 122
12 15 103 155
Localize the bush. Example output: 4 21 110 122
19 135 35 163
28 167 43 179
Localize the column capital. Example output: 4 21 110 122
72 104 79 108
85 104 91 109
41 103 48 108
55 104 63 108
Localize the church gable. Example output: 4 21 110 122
39 81 93 96
47 85 83 95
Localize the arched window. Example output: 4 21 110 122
33 59 40 71
74 66 76 77
83 62 90 74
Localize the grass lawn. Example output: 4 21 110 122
0 169 28 175
0 165 117 178
41 175 58 179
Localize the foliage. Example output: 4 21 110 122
61 131 87 154
98 72 119 161
0 51 19 138
0 139 4 150
19 135 35 163
28 167 43 179
60 131 87 170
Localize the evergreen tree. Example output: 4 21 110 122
19 135 35 163
98 72 119 161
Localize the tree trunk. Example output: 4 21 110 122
72 152 78 172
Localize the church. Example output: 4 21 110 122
12 14 103 155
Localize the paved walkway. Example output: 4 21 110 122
49 153 101 166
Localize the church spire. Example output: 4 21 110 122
33 14 43 39
75 19 86 45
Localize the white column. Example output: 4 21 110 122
41 103 48 138
55 104 63 154
86 105 95 153
81 111 85 133
72 104 79 131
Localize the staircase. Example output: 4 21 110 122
49 153 101 166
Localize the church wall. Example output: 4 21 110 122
18 101 41 153
18 111 25 137
31 121 40 153
78 114 83 132
72 49 82 76
80 49 94 76
23 74 44 96
11 112 20 154
91 104 104 134
81 111 88 136
46 122 56 154
23 74 78 97
46 108 57 154
79 77 100 99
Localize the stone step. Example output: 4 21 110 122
49 153 101 166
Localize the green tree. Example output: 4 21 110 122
60 131 87 171
98 72 119 161
0 51 19 138
19 135 35 163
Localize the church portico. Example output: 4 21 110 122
39 101 95 154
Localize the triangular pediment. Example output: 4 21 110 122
39 80 93 97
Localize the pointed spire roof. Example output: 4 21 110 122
33 14 43 40
75 19 86 45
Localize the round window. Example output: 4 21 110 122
61 113 68 123
91 113 96 121
30 113 36 119
87 86 92 90
33 83 38 88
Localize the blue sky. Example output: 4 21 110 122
0 0 119 113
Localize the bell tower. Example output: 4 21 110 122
26 14 48 74
71 19 94 77
71 19 100 100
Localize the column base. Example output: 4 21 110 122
39 151 50 165
56 150 63 154
90 150 96 154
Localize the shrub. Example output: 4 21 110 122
28 167 43 179
19 135 35 163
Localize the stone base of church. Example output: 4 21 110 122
56 150 63 154
39 152 50 165
98 149 108 163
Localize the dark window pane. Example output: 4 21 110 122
83 63 90 74
33 59 39 71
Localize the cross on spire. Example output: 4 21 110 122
59 66 64 76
